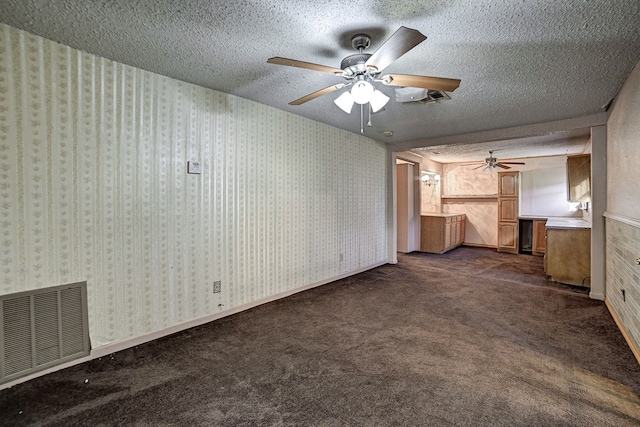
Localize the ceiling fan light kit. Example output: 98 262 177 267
351 80 374 104
267 26 461 134
334 91 355 113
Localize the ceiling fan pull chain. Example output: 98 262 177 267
360 103 364 134
367 103 372 127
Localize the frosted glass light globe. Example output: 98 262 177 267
351 81 374 104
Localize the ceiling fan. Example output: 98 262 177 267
267 26 461 129
461 151 526 173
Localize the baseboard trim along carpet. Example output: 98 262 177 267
0 261 386 391
606 299 640 365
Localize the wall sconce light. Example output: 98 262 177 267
421 172 441 187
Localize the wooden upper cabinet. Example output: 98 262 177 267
567 154 591 202
498 172 518 197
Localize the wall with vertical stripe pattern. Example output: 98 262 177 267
0 24 388 348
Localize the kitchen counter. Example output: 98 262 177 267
420 212 464 218
545 218 591 287
420 214 466 253
545 218 591 230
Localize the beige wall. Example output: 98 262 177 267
441 156 582 247
0 25 388 349
420 157 443 214
604 59 640 359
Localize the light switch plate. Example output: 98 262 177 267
187 160 202 174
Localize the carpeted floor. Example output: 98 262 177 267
2 247 640 426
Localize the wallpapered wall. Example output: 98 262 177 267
605 59 640 355
0 25 388 348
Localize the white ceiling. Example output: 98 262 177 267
1 0 639 157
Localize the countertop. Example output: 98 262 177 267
421 213 465 218
519 215 551 220
545 218 592 230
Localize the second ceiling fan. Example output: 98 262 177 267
267 26 461 115
461 151 526 173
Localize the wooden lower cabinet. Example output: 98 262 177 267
532 219 547 255
545 227 591 287
420 214 466 254
497 222 518 252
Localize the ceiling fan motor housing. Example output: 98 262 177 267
351 34 371 51
340 53 372 76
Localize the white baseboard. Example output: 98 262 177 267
0 261 386 391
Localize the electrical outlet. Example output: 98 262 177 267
187 160 202 174
212 281 221 293
339 253 344 262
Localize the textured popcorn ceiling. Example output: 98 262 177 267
1 0 639 154
412 129 591 163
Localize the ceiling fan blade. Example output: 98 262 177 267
472 164 487 170
267 57 343 75
289 84 345 105
381 73 461 92
460 162 483 166
497 162 526 165
365 26 427 72
495 163 511 169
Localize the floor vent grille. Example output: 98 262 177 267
1 282 90 384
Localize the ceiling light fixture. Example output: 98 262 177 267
333 78 390 133
369 90 390 113
351 80 374 104
334 81 390 114
483 164 496 174
334 91 355 114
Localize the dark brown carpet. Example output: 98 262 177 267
2 247 640 426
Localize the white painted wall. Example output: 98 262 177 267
520 166 581 217
0 25 388 349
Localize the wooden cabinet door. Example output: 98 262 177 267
444 219 452 249
421 216 445 253
499 199 518 222
567 154 591 202
498 222 518 253
532 220 547 255
498 172 518 197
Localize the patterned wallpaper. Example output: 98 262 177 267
0 24 388 347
